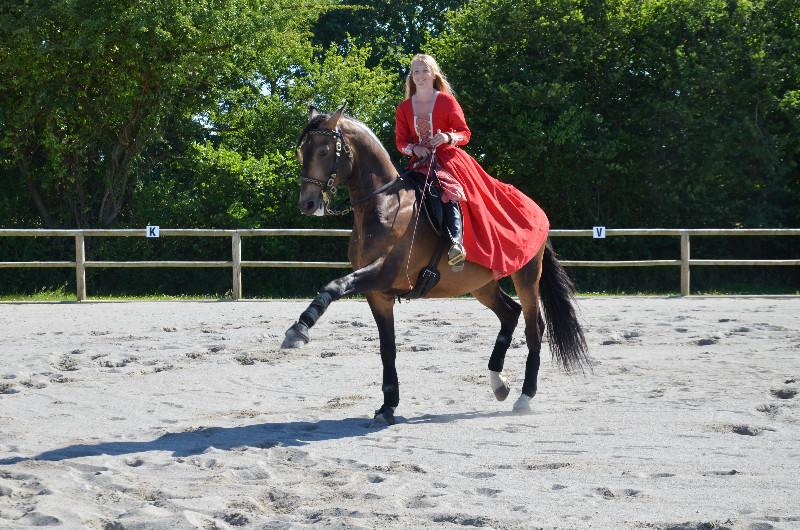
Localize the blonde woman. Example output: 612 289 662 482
395 54 549 278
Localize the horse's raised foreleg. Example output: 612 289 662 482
281 259 385 349
510 245 546 412
366 291 398 425
471 282 522 401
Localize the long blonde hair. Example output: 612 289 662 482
404 54 454 99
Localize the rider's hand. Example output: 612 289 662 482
431 131 451 148
412 144 431 158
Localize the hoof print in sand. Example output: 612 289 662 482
756 403 781 417
55 355 79 371
594 487 641 499
721 424 775 436
98 356 137 369
459 471 495 478
325 395 366 409
432 514 495 527
770 388 797 400
406 494 438 509
373 462 426 474
0 382 18 394
526 462 571 471
695 337 719 346
475 487 502 498
234 354 255 365
218 511 250 526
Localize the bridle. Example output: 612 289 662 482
298 126 355 216
297 125 401 216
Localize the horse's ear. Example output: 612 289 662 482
323 103 346 129
308 106 321 120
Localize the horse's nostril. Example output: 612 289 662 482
304 201 316 212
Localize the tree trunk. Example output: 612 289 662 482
98 95 159 226
19 157 55 228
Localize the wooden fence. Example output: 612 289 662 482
1 228 798 300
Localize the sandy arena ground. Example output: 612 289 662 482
1 296 799 529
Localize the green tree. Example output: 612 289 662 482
431 0 800 229
312 0 465 76
0 0 328 228
128 40 398 230
208 43 399 161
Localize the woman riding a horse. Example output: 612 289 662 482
283 55 589 426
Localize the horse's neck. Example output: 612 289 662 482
347 137 411 239
351 125 395 177
345 127 399 208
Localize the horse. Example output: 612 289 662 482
281 105 590 425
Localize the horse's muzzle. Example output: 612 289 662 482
299 196 324 216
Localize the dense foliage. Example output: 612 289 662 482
432 0 799 229
312 0 465 76
1 0 797 295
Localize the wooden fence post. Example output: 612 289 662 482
75 233 86 301
232 232 242 300
680 232 690 296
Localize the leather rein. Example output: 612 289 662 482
298 126 402 216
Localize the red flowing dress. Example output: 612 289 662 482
395 92 550 278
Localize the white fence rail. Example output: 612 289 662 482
1 228 798 300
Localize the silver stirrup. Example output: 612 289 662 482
448 244 466 272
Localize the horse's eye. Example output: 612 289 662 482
317 146 330 158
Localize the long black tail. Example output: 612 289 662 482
539 241 591 373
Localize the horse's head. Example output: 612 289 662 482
295 105 354 216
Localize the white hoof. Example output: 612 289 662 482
370 406 396 427
512 394 533 413
489 370 511 401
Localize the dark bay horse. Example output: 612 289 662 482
282 106 589 425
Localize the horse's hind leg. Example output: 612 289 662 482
471 282 521 401
366 291 399 425
509 243 546 412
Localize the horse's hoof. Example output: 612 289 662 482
493 383 511 401
280 323 309 349
489 370 511 401
512 393 534 413
370 405 396 426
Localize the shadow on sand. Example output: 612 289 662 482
0 409 519 465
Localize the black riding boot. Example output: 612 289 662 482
443 200 466 272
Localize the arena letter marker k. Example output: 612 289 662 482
146 225 160 238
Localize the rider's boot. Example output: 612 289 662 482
443 200 466 272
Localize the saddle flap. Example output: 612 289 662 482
403 264 441 300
